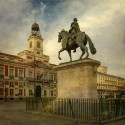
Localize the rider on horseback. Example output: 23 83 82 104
69 18 80 34
58 18 96 61
69 18 81 52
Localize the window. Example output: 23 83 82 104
9 69 14 76
19 89 23 96
51 90 53 96
29 90 33 96
15 88 18 96
19 82 23 87
44 73 48 80
30 42 32 48
28 71 32 78
37 41 40 48
50 74 54 80
19 70 23 78
37 73 40 80
0 68 3 75
10 89 14 96
44 90 46 96
10 82 14 87
0 88 3 95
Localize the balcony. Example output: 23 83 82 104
49 79 54 82
26 77 36 82
26 77 55 83
19 85 23 88
43 79 50 83
0 74 4 78
10 85 14 87
37 79 55 83
9 75 14 79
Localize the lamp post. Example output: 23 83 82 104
34 55 36 97
4 81 7 102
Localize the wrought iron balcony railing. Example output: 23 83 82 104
19 85 23 88
26 77 57 83
26 77 36 81
10 85 14 87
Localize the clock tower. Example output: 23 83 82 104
28 22 43 55
17 21 49 63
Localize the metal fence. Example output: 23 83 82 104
26 97 125 122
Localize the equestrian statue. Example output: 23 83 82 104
58 18 97 61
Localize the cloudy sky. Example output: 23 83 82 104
0 0 125 77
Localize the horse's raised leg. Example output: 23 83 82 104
58 48 65 60
67 50 72 61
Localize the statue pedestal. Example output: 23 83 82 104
55 58 100 99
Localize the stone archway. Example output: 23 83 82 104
35 85 41 97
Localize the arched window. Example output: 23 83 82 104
37 41 40 48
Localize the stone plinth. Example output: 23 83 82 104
55 58 100 98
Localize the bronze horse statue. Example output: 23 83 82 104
58 30 96 61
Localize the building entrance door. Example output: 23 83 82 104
35 85 41 97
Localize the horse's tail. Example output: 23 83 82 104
85 34 97 55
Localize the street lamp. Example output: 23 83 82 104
4 81 7 102
34 55 36 97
